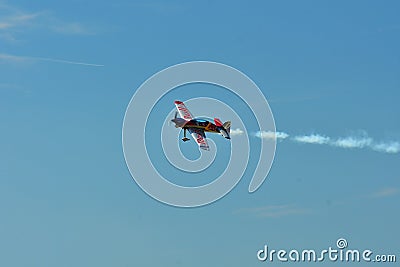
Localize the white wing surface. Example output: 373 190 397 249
174 101 193 120
188 128 209 151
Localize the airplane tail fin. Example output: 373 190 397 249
223 121 231 138
223 121 231 132
214 118 223 127
218 120 231 139
215 118 231 139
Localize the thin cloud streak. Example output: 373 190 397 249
0 10 41 30
0 53 104 67
0 3 43 33
370 187 399 198
0 3 94 41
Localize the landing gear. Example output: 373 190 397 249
182 128 190 142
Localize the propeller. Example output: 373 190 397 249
169 111 179 126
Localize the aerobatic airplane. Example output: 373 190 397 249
171 101 231 151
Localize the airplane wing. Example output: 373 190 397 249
174 101 193 120
188 128 210 151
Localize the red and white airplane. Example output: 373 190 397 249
171 101 231 151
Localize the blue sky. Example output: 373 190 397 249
1 1 399 266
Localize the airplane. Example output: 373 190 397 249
171 101 231 151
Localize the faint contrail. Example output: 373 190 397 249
0 53 104 67
30 56 104 67
252 130 400 154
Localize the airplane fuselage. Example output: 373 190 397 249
182 119 221 133
171 117 221 132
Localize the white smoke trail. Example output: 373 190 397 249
332 136 372 149
292 134 330 144
230 128 244 136
372 142 400 154
255 131 289 140
252 130 399 154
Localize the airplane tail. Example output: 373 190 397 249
214 118 231 139
223 121 231 136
